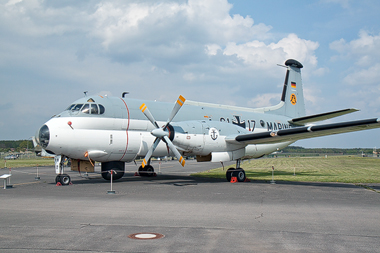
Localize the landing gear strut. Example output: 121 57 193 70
225 159 246 182
54 155 71 185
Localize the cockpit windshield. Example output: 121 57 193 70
66 103 105 115
72 104 83 111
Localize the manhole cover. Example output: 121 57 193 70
128 233 165 240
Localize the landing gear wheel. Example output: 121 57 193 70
101 161 125 180
145 165 155 177
60 174 71 185
234 168 246 182
226 168 235 182
138 166 147 176
138 165 155 177
55 175 61 184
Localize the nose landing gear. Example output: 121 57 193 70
54 155 72 186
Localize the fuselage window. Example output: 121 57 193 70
90 104 98 114
82 104 90 114
99 104 105 114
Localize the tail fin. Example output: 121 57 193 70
268 59 306 118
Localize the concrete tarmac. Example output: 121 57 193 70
0 160 380 252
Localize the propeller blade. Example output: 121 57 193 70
140 103 159 128
141 137 161 168
163 136 185 167
165 95 186 128
139 95 186 168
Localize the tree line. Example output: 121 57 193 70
0 140 34 153
282 146 374 155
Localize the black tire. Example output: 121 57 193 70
138 166 147 177
145 165 154 177
55 175 61 184
60 174 71 185
138 165 155 177
234 168 246 182
226 168 235 182
101 161 125 180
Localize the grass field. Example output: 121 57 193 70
1 158 54 169
193 156 380 183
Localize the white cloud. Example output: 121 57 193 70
205 44 222 56
5 0 23 6
247 93 279 107
343 63 380 86
223 33 319 69
330 30 380 88
91 1 259 44
0 0 323 139
330 30 380 67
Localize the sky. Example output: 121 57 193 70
1 0 380 148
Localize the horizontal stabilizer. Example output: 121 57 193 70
226 118 380 145
289 108 359 126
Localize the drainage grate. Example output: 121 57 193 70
128 233 165 240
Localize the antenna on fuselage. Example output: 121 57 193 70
122 92 129 98
84 91 88 97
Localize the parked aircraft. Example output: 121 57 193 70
35 59 380 185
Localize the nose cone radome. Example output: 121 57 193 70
38 124 50 149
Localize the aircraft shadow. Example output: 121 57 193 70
59 172 366 190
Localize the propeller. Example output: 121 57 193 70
139 95 186 168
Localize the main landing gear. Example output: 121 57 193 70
101 161 125 181
225 159 246 182
138 164 156 177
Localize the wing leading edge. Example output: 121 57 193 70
225 118 380 145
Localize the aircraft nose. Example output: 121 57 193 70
38 124 50 149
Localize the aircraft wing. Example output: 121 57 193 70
288 108 359 126
225 118 380 145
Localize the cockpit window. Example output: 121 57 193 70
66 104 75 110
72 104 84 111
65 102 105 115
99 104 105 114
90 104 98 114
81 104 90 114
68 103 106 114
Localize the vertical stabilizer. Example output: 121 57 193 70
268 59 306 118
